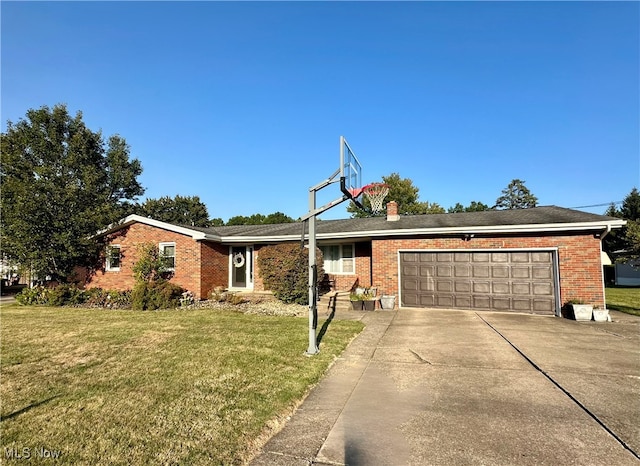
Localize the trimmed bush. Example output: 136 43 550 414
257 243 324 305
131 280 184 310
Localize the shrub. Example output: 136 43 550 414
257 243 324 305
132 280 184 310
16 286 49 305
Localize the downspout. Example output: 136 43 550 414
599 224 612 314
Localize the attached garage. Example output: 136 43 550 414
400 250 559 315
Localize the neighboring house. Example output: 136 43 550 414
87 203 625 315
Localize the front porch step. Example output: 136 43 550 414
317 290 357 314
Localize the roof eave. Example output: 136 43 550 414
95 214 221 241
217 220 626 243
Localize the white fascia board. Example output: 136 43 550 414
96 214 221 241
333 220 626 239
217 220 624 243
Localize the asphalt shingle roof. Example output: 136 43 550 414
187 206 620 239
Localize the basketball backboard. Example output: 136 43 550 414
339 136 363 199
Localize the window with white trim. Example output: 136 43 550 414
159 242 176 271
320 244 355 274
106 245 121 271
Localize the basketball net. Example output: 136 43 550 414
363 183 389 214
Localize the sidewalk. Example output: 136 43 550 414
250 309 640 465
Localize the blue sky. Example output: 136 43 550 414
2 1 638 222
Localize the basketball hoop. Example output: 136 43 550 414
363 183 389 214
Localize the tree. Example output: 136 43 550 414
448 201 491 213
138 195 210 227
348 172 444 217
495 179 538 209
0 104 144 281
603 188 640 259
225 212 294 225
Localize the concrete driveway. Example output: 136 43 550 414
251 309 640 465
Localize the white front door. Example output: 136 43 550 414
230 246 253 290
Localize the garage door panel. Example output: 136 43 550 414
513 298 532 312
492 266 510 278
512 282 531 295
436 295 454 307
533 282 553 295
512 252 530 263
473 252 490 262
400 250 556 314
473 296 491 309
420 280 434 291
473 282 491 294
455 281 471 293
532 266 552 279
533 298 554 312
436 281 453 292
492 252 509 262
420 265 435 277
420 295 435 307
511 267 530 279
532 252 552 262
493 282 510 294
403 265 419 277
455 295 472 308
493 297 511 310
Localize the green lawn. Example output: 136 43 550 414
0 305 363 465
605 286 640 316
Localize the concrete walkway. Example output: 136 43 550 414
251 309 640 465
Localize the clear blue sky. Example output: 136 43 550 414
2 1 638 222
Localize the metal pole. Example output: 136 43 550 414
306 188 319 355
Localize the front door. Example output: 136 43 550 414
231 246 253 289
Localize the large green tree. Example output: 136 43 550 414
137 195 210 227
1 104 144 281
603 188 640 259
494 179 538 209
348 172 445 218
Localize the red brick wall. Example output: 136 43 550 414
87 223 207 297
371 233 605 308
199 241 229 298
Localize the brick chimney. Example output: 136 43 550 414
386 201 399 221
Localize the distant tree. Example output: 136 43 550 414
209 218 225 227
603 188 640 259
0 104 144 281
448 201 490 213
495 179 538 210
264 212 295 224
225 212 294 225
348 172 444 217
138 195 210 227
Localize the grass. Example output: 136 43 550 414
605 286 640 316
0 305 364 465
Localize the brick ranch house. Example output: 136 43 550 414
87 203 624 316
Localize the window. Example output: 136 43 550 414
106 245 121 271
320 244 354 274
159 242 176 271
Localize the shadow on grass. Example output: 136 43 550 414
607 304 640 317
316 307 335 346
1 394 62 421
